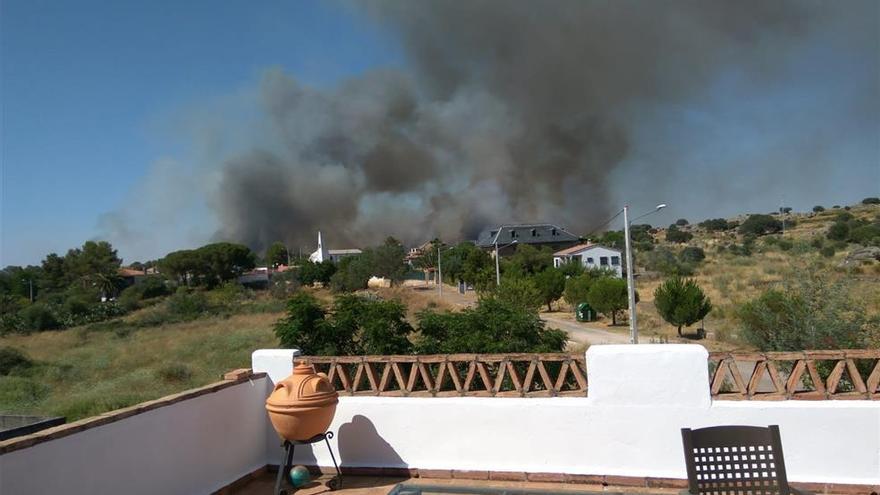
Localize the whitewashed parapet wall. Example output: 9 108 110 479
254 345 880 486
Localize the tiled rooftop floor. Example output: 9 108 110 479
227 474 682 495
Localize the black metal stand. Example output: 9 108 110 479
273 431 342 495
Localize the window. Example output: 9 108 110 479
611 256 620 266
586 257 594 264
490 231 497 237
551 228 558 236
531 228 537 237
600 256 609 266
511 230 518 239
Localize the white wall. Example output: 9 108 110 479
254 345 880 486
0 378 271 495
554 246 623 277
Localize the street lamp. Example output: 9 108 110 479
494 239 518 285
623 203 666 344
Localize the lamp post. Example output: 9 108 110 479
624 203 666 344
494 240 518 286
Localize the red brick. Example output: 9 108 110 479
527 472 568 483
823 482 876 495
647 477 688 489
418 469 453 479
381 467 417 478
604 475 647 487
489 471 528 482
567 474 605 485
453 470 490 480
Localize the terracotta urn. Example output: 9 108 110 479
266 362 339 441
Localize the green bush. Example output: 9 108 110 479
739 214 783 236
862 197 880 205
165 289 210 320
679 247 706 263
0 347 33 375
274 292 336 353
820 246 836 258
827 222 850 241
699 218 730 232
675 218 689 226
0 376 50 409
532 268 566 311
665 226 693 243
641 247 694 276
653 276 712 336
19 303 61 331
563 269 609 307
812 205 825 213
495 276 542 312
737 276 875 351
849 225 880 245
415 297 566 354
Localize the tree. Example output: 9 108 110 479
862 197 880 205
738 214 783 236
653 276 712 336
503 245 553 277
160 249 201 285
587 277 632 325
533 267 565 312
372 237 407 285
675 218 689 226
330 253 374 292
812 205 825 213
332 295 414 355
415 297 566 354
557 259 585 277
665 225 693 243
196 242 256 286
298 260 336 286
266 242 289 267
495 276 542 312
274 293 345 355
564 272 599 307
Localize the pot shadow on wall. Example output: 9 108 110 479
338 414 406 470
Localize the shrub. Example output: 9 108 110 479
820 246 836 258
557 260 584 278
675 218 689 226
738 276 875 351
587 277 634 326
653 277 712 336
157 363 193 383
699 218 730 232
0 347 33 375
862 197 880 205
333 295 414 355
563 269 608 307
739 214 782 236
330 255 373 292
812 205 825 213
665 226 693 243
827 222 850 241
19 303 61 331
165 289 209 320
776 238 793 251
679 247 706 263
836 211 854 222
849 225 880 245
641 247 695 276
298 260 337 286
415 297 566 354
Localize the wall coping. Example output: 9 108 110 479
0 370 266 456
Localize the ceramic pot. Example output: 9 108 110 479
266 362 339 441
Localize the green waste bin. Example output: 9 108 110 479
576 302 595 322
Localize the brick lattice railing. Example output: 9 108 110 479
708 350 880 400
301 354 588 397
300 350 880 399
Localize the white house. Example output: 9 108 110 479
553 243 623 277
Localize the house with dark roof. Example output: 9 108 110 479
475 223 579 256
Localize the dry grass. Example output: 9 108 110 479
0 311 280 421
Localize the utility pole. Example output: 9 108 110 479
623 205 638 344
495 242 501 286
438 244 443 298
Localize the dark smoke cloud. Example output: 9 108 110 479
198 1 877 253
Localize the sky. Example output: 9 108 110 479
1 1 401 266
1 1 878 267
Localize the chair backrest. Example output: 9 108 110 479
680 425 791 495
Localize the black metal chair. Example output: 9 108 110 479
681 425 807 495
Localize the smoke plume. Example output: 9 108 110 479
113 1 880 257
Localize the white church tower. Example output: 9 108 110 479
308 231 329 263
